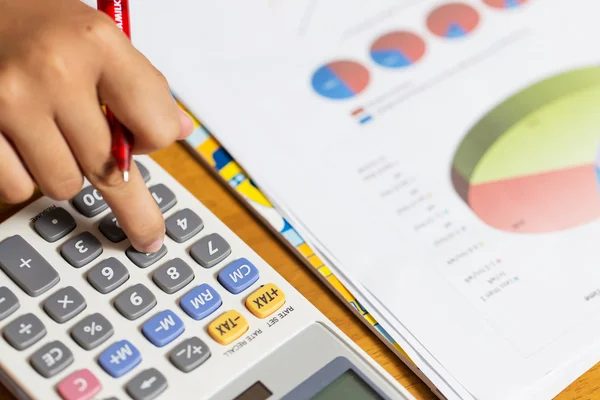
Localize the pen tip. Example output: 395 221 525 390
123 171 129 183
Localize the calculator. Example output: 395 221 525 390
0 156 414 400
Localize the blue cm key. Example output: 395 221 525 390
98 340 141 377
142 310 185 347
217 258 259 294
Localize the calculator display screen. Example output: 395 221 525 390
233 381 273 400
312 369 384 399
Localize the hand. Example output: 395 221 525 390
0 0 194 252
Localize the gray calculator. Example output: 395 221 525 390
0 156 415 400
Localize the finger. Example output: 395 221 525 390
94 25 182 154
178 108 195 140
0 133 35 204
56 93 165 253
1 115 83 201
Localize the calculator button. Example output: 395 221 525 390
114 284 157 320
136 160 151 183
0 235 60 297
149 184 177 213
33 207 76 242
207 310 249 345
87 257 129 294
3 313 46 350
57 369 102 400
70 313 114 350
0 287 19 321
190 233 231 268
98 340 141 378
169 337 211 373
165 208 203 243
152 258 194 294
125 368 168 400
126 244 167 269
30 340 74 378
142 310 185 347
180 284 222 320
98 212 127 243
72 186 108 218
217 258 259 294
245 283 286 319
61 232 103 268
43 286 87 323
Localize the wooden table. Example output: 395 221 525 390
0 143 598 399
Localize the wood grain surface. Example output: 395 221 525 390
0 143 597 399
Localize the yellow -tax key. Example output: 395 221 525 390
207 310 249 345
245 283 286 319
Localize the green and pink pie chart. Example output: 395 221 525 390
451 67 600 233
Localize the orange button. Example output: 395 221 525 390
207 310 249 345
245 283 286 319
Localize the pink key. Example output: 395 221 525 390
57 369 102 400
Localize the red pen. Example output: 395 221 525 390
97 0 133 182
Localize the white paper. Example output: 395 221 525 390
130 0 600 398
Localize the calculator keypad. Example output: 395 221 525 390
152 258 194 294
70 313 114 350
190 233 231 268
43 286 86 324
87 257 129 294
126 368 168 400
0 287 19 321
33 207 77 242
3 313 46 350
0 159 292 399
0 235 60 297
114 284 157 320
30 340 74 378
61 232 103 268
126 245 168 269
169 336 211 373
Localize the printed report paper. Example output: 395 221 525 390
131 0 600 398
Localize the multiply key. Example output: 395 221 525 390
0 235 59 297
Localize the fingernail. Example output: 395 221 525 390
178 108 195 140
144 238 163 253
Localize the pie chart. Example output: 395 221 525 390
426 3 480 39
311 60 370 100
370 31 426 69
483 0 528 9
451 67 600 233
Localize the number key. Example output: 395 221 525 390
72 186 107 217
149 184 177 213
61 232 103 268
87 258 129 294
152 258 194 294
165 208 203 243
99 212 126 243
114 284 156 320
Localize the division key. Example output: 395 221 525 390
0 236 59 297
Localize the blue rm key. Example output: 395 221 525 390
142 310 185 347
217 258 260 294
180 284 222 320
98 340 141 377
